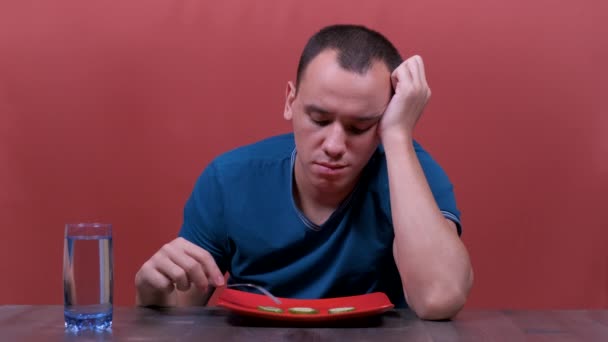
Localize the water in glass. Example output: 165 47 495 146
63 223 113 331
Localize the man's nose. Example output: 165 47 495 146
322 123 346 159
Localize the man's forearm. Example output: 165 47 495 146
383 133 473 320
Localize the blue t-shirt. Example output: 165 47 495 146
179 133 461 308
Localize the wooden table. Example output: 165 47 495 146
1 305 606 341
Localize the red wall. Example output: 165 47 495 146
1 0 606 309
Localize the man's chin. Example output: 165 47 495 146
311 177 348 193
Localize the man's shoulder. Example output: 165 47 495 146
371 139 451 189
211 132 295 170
411 140 450 176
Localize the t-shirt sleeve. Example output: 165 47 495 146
414 142 463 235
178 161 229 273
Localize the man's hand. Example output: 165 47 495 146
135 237 225 306
378 55 431 141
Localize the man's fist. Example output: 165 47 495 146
378 55 431 140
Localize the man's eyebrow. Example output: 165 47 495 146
304 104 331 115
304 104 383 122
352 113 383 122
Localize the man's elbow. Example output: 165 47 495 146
413 272 474 321
414 290 467 320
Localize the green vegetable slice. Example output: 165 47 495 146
288 307 319 314
257 305 283 313
328 306 356 314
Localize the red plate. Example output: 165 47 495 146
217 289 395 322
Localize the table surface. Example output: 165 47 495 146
1 305 607 341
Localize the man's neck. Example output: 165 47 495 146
293 159 356 226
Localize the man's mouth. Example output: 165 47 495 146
315 162 346 170
312 162 347 177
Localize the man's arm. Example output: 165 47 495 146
135 159 229 308
135 237 225 307
384 135 473 320
379 55 473 320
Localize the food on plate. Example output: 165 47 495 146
288 307 319 314
328 306 356 314
257 305 283 313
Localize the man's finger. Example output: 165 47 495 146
412 55 429 92
152 269 177 293
140 265 174 293
392 61 413 93
415 56 428 86
155 254 191 291
168 250 210 291
406 57 421 89
180 240 225 287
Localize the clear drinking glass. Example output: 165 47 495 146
63 223 113 331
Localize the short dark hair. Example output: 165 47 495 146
295 24 403 90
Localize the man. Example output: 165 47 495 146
135 24 473 320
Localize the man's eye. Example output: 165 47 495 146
348 126 372 135
312 118 331 126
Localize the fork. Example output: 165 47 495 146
226 283 282 305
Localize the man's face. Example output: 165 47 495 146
284 50 392 194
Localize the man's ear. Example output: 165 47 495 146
283 81 296 121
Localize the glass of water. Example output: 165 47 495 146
63 223 113 331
